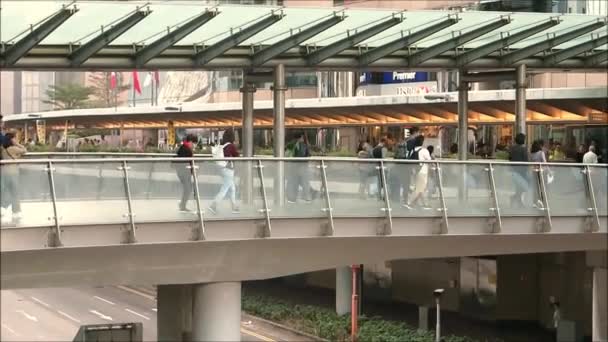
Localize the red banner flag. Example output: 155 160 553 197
132 71 142 95
154 70 160 86
110 72 117 89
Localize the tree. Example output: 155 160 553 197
43 83 94 110
87 72 129 108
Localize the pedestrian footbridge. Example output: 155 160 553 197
1 156 606 289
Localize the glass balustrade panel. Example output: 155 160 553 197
544 165 589 216
493 163 545 216
589 166 607 216
384 161 442 217
438 162 494 217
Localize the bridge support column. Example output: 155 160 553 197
336 266 352 315
192 282 241 341
273 64 286 205
158 285 188 342
457 71 469 201
515 64 527 138
593 267 607 341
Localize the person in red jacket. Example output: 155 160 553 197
175 134 197 212
208 129 239 214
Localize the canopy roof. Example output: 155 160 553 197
1 1 606 71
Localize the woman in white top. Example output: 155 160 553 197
404 135 432 209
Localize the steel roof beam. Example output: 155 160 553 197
358 15 459 66
251 13 345 67
306 13 404 65
69 8 151 66
408 15 511 67
135 10 217 67
543 35 607 66
194 11 283 66
456 17 560 67
584 49 608 67
501 18 608 66
1 6 78 66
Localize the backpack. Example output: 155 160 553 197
372 145 383 159
394 141 408 159
408 147 420 161
212 143 229 167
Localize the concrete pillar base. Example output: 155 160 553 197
336 266 352 316
593 268 607 341
192 282 242 341
158 285 185 342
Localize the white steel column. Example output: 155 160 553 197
192 282 241 342
515 64 527 138
241 77 256 158
593 268 607 341
158 285 184 342
273 64 286 205
336 266 352 316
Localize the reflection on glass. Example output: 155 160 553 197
493 164 544 216
262 160 326 218
544 165 588 216
589 166 607 215
1 163 54 227
325 160 385 218
53 162 129 225
439 163 493 217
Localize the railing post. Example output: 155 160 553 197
319 160 334 236
256 159 272 238
189 160 206 241
379 160 392 235
45 161 62 247
584 165 600 232
535 164 552 232
120 160 137 243
487 162 502 233
435 161 449 234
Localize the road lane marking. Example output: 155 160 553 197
115 285 156 301
30 296 51 308
93 296 116 305
16 310 38 322
1 323 20 336
240 327 276 342
125 308 150 320
89 310 113 321
57 310 81 324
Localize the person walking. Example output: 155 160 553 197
391 127 420 205
357 141 372 198
403 135 432 210
1 133 27 222
175 134 197 212
286 132 312 203
208 129 240 214
372 137 389 200
583 145 599 164
509 133 529 208
530 140 551 208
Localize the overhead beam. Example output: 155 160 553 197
456 17 560 67
194 11 284 66
1 6 78 66
306 13 404 65
501 18 608 66
251 13 345 67
69 8 151 66
408 15 511 67
358 15 459 66
544 34 608 66
135 10 217 67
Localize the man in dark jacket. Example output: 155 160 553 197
176 134 197 211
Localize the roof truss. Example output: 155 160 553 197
357 15 459 66
251 13 345 67
194 11 284 66
456 17 560 67
584 49 608 67
501 18 608 66
543 34 608 66
69 8 151 66
306 13 404 65
1 6 78 66
135 9 218 67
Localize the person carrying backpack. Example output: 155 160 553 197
371 138 388 199
286 132 312 203
175 134 197 212
403 135 432 210
390 127 420 205
208 129 240 214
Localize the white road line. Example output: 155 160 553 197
30 296 51 308
16 310 38 322
124 308 150 320
1 323 20 336
57 310 81 324
89 310 113 321
93 296 116 305
115 285 156 301
151 308 157 312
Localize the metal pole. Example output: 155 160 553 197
189 160 206 241
320 160 334 236
241 76 256 205
457 71 468 161
435 162 449 234
379 160 393 235
584 165 601 232
120 160 137 243
536 164 553 232
273 64 286 205
435 297 441 342
351 264 359 342
256 159 271 238
515 64 527 138
487 163 502 233
46 161 62 247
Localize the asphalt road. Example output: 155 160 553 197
0 286 271 341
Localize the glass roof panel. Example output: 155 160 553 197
0 1 70 43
